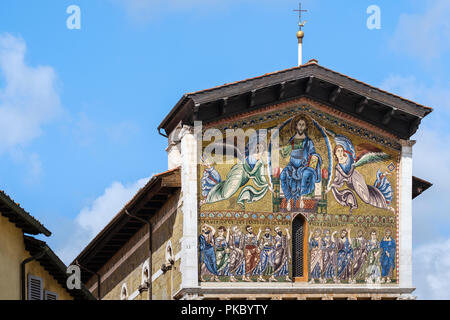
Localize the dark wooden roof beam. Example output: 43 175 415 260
305 77 314 94
142 203 161 210
278 82 286 100
356 97 369 114
409 117 422 136
248 89 257 108
193 103 200 121
218 97 228 116
146 194 169 202
382 109 396 126
329 86 342 104
161 175 181 188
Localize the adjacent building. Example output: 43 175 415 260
0 190 94 300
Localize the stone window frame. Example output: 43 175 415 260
165 240 175 265
142 260 150 285
120 283 128 300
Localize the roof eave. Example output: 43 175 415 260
0 191 51 237
158 63 432 139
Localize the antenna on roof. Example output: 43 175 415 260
293 1 307 66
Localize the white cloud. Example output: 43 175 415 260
57 177 150 263
0 33 61 152
413 239 450 300
380 75 450 248
379 74 450 299
412 128 450 245
73 112 96 147
380 74 450 114
106 120 140 144
390 0 450 63
8 150 43 183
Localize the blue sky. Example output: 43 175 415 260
0 0 449 299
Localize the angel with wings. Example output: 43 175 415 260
329 134 394 213
200 131 270 208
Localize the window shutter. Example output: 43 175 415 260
44 290 58 300
28 275 43 300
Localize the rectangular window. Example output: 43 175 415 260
44 290 58 300
28 275 43 300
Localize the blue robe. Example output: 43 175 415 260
322 239 336 279
201 167 222 198
280 136 322 201
337 238 353 280
253 235 274 276
380 238 396 277
199 234 218 276
309 238 322 279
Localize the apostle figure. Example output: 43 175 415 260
269 226 291 282
322 229 338 283
336 229 353 283
254 227 275 282
199 224 220 282
228 226 245 282
380 229 396 283
215 226 230 276
309 229 323 283
243 226 261 282
280 115 322 211
351 230 368 283
366 230 381 284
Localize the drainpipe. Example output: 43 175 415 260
75 261 101 300
125 210 152 300
21 247 49 300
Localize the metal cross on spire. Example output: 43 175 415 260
293 1 307 30
293 2 307 66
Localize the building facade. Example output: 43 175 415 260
0 190 94 300
74 60 432 300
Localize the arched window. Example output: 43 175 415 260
120 283 128 300
165 241 174 265
142 261 150 285
292 214 308 281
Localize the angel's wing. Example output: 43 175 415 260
354 152 391 168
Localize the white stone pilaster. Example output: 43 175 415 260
179 123 200 289
399 140 415 289
166 123 182 170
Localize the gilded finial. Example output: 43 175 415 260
293 2 308 66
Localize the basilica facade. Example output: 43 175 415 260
74 60 431 300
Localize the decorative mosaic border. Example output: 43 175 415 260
200 211 396 226
204 100 402 151
199 211 292 222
